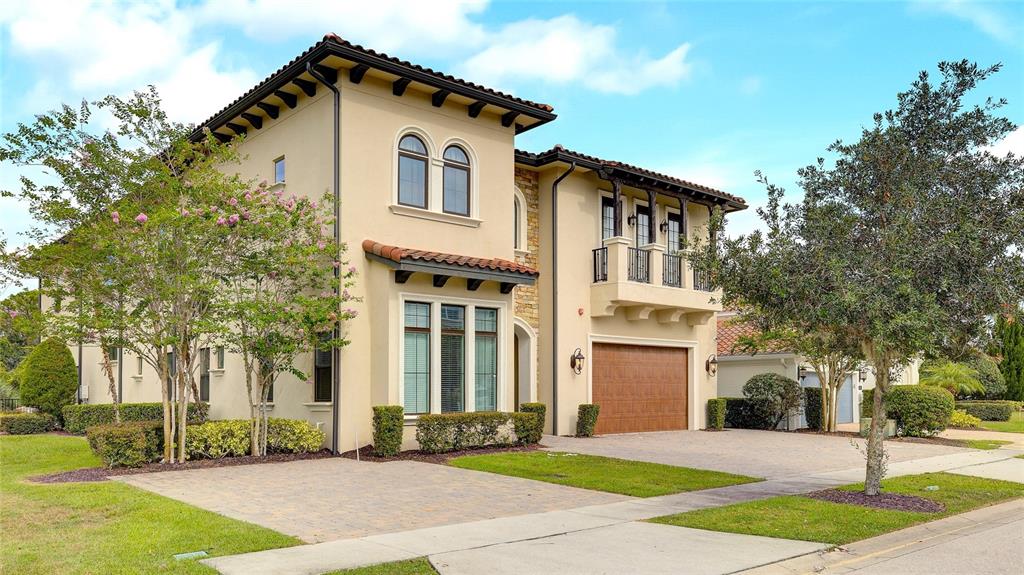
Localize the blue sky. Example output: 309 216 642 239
1 1 1022 295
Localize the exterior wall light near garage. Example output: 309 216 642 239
797 365 809 381
570 348 586 375
706 354 719 376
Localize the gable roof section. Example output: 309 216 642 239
515 145 747 212
192 33 556 141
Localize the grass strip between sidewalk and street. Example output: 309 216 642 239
448 451 760 497
964 439 1013 450
0 434 300 574
325 558 438 574
649 472 1024 545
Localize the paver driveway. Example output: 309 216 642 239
116 457 627 543
543 429 969 479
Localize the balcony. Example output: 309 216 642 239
590 237 720 324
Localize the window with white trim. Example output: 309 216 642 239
273 156 286 184
403 302 431 414
440 304 466 412
398 135 428 208
442 145 470 216
474 308 498 411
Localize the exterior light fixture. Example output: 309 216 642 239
705 354 718 376
570 348 586 375
659 219 669 233
797 365 809 381
859 366 870 382
627 213 637 227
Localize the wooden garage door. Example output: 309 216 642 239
592 343 688 434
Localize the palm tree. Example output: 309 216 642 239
920 360 985 396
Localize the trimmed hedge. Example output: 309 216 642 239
86 421 163 468
520 402 547 425
372 405 404 457
706 398 726 430
887 386 955 437
63 402 207 434
416 412 515 453
0 412 56 434
185 418 324 459
18 337 77 421
512 412 543 445
955 400 1014 422
804 388 822 430
576 404 600 437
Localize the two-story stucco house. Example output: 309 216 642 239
66 34 747 452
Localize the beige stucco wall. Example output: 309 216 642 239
716 355 798 398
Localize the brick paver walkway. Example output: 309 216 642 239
117 457 627 543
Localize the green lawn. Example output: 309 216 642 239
978 411 1024 434
325 558 437 574
448 451 760 497
0 434 300 574
964 439 1013 450
650 472 1024 545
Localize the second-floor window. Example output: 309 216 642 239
635 204 651 246
398 135 428 208
667 212 684 253
442 145 470 216
601 196 616 242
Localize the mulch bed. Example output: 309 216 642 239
31 450 338 484
805 488 945 513
341 443 545 465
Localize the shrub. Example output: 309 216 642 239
804 388 822 430
887 385 955 437
520 402 547 425
18 337 77 421
184 418 323 459
372 405 404 457
576 404 600 437
62 402 206 434
742 373 802 430
861 388 874 417
949 409 982 428
723 397 758 428
955 400 1014 422
966 355 1007 399
416 412 515 453
512 412 543 445
265 418 324 454
0 412 55 434
706 398 726 430
86 421 163 468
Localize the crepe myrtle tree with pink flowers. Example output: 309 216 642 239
1 88 252 463
215 184 356 456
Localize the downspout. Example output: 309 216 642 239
550 162 576 436
307 62 342 454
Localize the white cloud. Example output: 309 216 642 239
460 15 692 95
915 0 1020 45
986 125 1024 157
193 0 489 55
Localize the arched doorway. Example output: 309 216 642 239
513 319 536 409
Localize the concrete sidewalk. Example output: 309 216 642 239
201 449 1020 575
738 499 1024 575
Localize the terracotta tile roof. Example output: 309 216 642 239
193 34 554 139
717 315 793 356
362 240 538 277
515 145 747 210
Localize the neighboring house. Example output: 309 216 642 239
716 311 920 428
57 34 747 450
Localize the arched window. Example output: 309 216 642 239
398 135 428 208
442 145 470 216
513 195 521 250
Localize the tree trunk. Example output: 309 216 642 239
100 346 120 424
864 355 890 496
158 353 172 463
818 385 828 432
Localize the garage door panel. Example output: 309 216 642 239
592 343 688 434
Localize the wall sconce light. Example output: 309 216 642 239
859 367 870 382
570 348 586 375
705 354 718 376
797 365 809 381
627 213 637 228
659 219 669 233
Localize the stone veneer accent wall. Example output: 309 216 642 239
514 167 541 395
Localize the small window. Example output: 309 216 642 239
106 346 119 361
215 346 225 370
274 157 285 184
136 356 143 376
398 135 428 209
314 333 333 402
442 145 470 216
513 196 521 250
199 348 210 402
